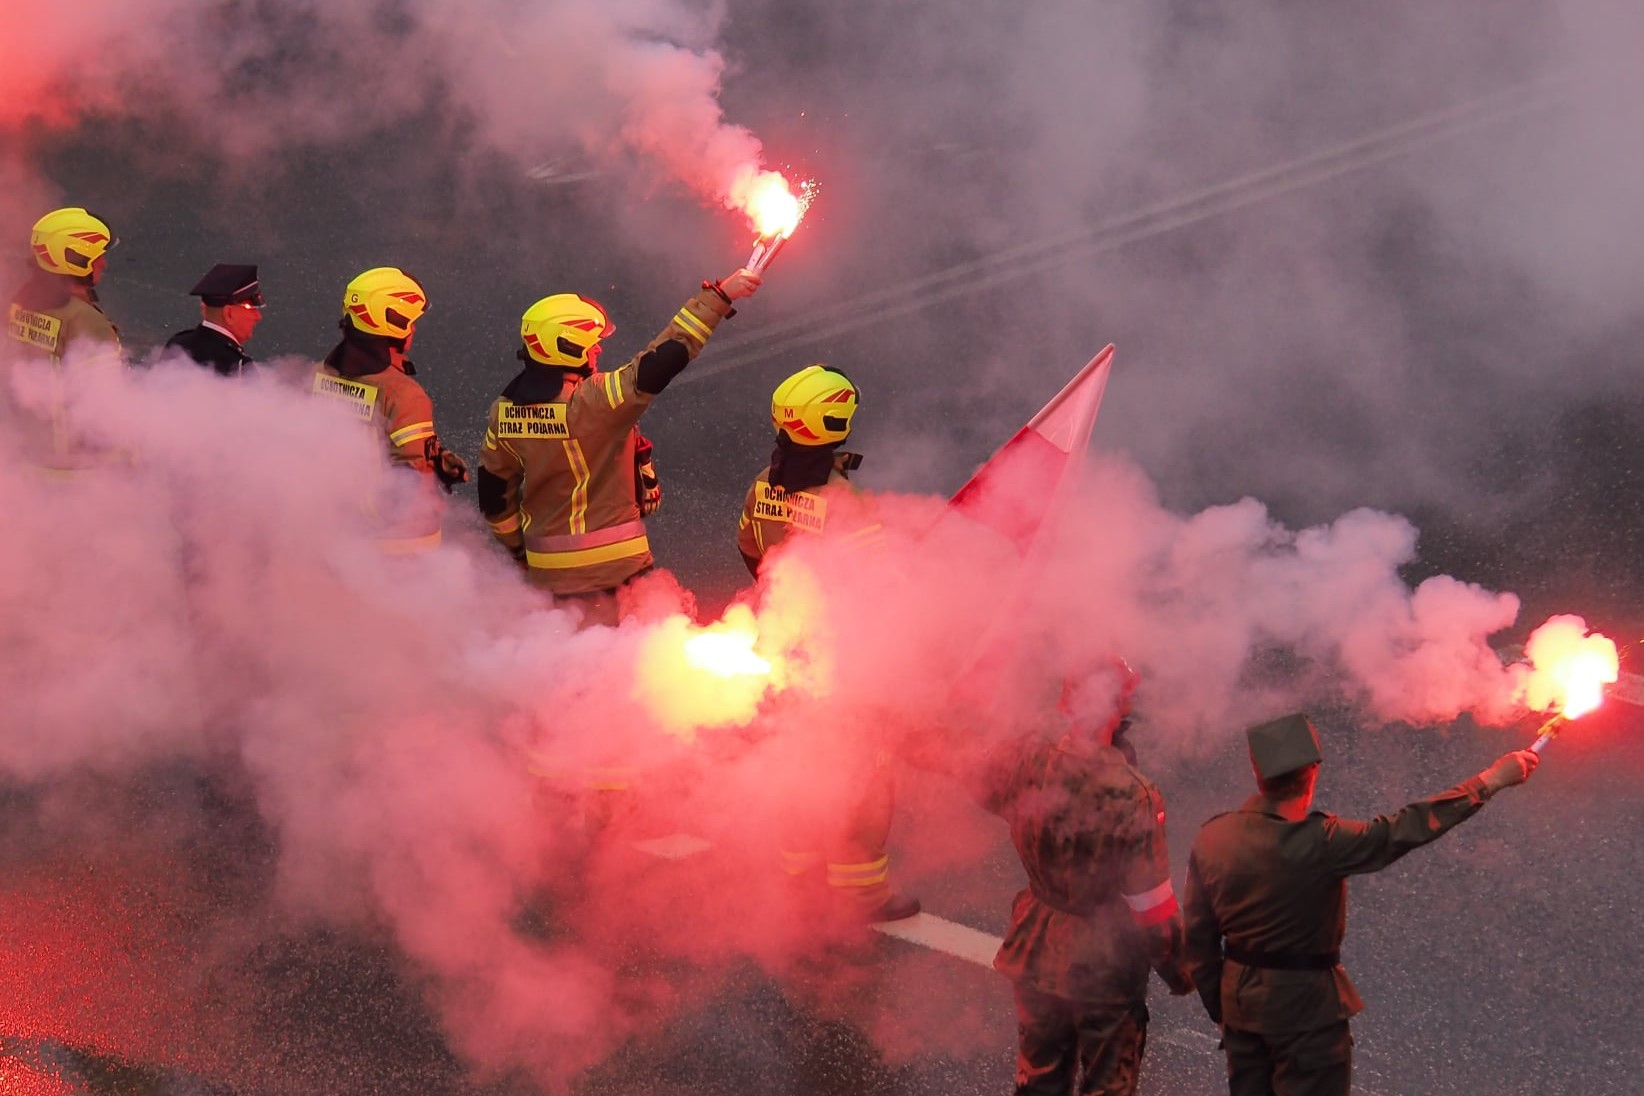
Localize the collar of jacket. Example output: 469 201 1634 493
502 362 577 403
198 320 243 349
324 330 398 378
770 435 844 493
1241 793 1314 820
10 269 74 311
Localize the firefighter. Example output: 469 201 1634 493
972 659 1192 1096
736 364 883 576
162 263 262 375
311 267 469 552
477 267 762 627
4 207 123 472
742 366 915 922
1182 713 1539 1096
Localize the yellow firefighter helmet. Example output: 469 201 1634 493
772 364 858 445
30 207 116 277
520 293 615 367
342 267 428 339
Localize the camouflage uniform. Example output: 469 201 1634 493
976 733 1190 1096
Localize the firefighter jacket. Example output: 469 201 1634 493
478 286 734 595
1182 776 1495 1034
736 455 883 575
5 273 124 473
311 337 445 553
975 734 1187 1005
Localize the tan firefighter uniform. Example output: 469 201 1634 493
738 365 881 577
478 285 735 600
5 208 124 475
744 366 913 920
736 455 887 575
312 354 447 553
310 267 464 554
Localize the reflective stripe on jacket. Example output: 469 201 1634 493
480 286 731 595
312 363 444 551
5 287 125 473
736 462 884 573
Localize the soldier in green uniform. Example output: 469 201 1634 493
974 661 1193 1095
1182 713 1539 1096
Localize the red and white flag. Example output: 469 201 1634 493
936 346 1117 714
946 344 1114 553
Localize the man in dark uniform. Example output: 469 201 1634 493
162 263 263 375
974 661 1193 1095
1182 713 1539 1096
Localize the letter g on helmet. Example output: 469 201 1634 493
342 267 428 338
31 207 117 277
520 294 615 367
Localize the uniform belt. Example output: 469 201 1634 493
1223 943 1341 971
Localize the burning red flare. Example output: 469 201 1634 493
745 174 803 239
634 606 782 738
683 625 772 679
1520 614 1619 718
732 169 813 240
727 167 817 275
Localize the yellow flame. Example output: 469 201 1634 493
1521 614 1618 719
683 628 772 678
730 167 815 240
633 605 779 739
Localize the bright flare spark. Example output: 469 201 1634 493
633 605 779 739
729 167 815 239
683 628 772 678
1520 614 1619 719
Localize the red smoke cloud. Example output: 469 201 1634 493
0 326 1557 1087
0 0 782 214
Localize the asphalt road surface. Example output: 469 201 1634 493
3 693 1640 1095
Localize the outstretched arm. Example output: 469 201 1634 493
1322 750 1539 876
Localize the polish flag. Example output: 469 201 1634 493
946 345 1114 553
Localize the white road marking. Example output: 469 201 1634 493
865 914 1386 1088
629 833 715 860
625 712 1592 1096
870 911 1003 967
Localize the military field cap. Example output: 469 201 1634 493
1246 713 1323 780
190 263 263 307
